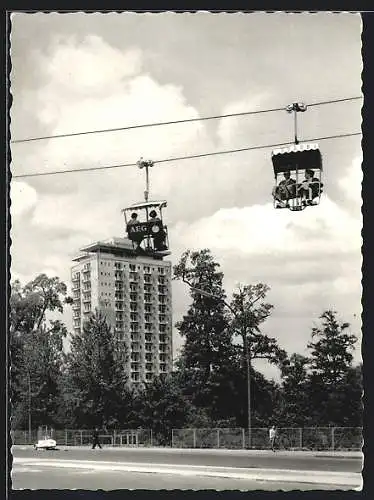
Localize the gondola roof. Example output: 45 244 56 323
271 143 322 175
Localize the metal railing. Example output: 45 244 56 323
10 428 153 447
10 427 363 451
171 427 363 451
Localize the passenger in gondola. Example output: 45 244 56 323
149 210 161 222
272 171 296 208
126 212 143 249
149 210 167 251
298 169 323 205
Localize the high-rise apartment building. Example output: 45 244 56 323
71 237 173 385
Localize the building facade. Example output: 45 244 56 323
71 237 173 385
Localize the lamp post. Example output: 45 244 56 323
27 370 32 444
184 281 252 448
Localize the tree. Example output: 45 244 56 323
278 353 312 426
131 373 193 445
173 249 236 415
227 284 286 434
10 274 70 430
64 311 131 428
307 310 360 425
229 284 287 368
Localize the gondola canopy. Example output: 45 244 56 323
271 143 323 176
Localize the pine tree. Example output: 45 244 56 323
173 249 236 416
307 310 359 425
64 311 131 428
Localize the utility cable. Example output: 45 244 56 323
11 96 362 144
12 131 361 179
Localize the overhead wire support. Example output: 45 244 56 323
12 130 361 179
10 96 362 145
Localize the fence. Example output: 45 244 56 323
11 428 153 447
11 427 363 451
171 427 363 451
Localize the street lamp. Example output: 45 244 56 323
185 281 253 448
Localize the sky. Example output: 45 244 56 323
10 11 363 381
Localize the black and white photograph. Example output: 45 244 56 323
9 11 363 492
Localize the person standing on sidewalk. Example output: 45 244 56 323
269 425 277 452
92 427 102 449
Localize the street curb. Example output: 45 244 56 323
11 445 362 458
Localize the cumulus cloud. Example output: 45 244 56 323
172 195 361 258
10 181 38 216
338 155 362 205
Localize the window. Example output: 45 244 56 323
130 293 138 302
159 354 166 362
144 304 152 313
130 324 139 333
130 264 136 271
144 293 152 303
130 313 138 322
145 353 152 362
145 323 152 332
159 305 166 313
130 304 137 312
159 315 166 323
131 353 140 362
131 372 139 381
130 283 137 292
159 325 166 333
159 334 166 343
144 314 151 323
145 373 153 381
145 334 152 343
146 363 153 371
145 344 152 352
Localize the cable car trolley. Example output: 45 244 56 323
123 200 170 257
272 102 323 211
122 157 171 257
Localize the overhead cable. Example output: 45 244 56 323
11 96 362 144
13 131 361 179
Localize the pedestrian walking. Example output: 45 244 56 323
269 425 277 452
92 427 102 449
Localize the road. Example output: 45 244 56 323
11 446 363 491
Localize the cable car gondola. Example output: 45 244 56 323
272 143 323 211
272 103 323 211
122 158 171 257
123 200 170 257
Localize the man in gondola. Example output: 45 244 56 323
298 169 323 205
149 210 167 251
272 171 296 208
127 212 144 250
